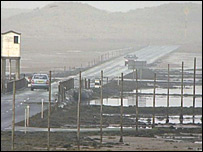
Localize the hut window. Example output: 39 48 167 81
14 36 19 44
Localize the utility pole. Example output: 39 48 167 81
166 64 170 124
136 69 139 131
77 71 82 150
100 70 103 145
119 73 124 143
180 62 184 124
47 71 52 151
152 73 156 128
11 77 16 151
193 58 196 124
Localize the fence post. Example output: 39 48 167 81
61 84 64 102
63 87 66 101
25 108 27 134
166 64 170 124
77 71 82 150
11 77 16 151
47 71 52 151
41 99 44 119
193 58 196 124
152 73 156 128
133 68 135 81
180 62 184 124
58 83 60 102
27 105 30 127
1 58 6 94
9 59 12 80
119 73 124 143
85 78 87 89
136 69 139 131
87 79 90 89
100 70 103 145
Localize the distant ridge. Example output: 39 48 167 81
1 2 202 48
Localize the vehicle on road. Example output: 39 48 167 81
95 79 101 88
124 54 138 66
31 74 49 91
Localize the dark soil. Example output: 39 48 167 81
16 102 202 128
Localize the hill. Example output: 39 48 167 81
1 2 202 42
1 2 202 72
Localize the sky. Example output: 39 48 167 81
1 1 202 12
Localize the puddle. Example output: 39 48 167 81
129 115 201 124
89 95 202 107
156 134 202 145
194 141 202 144
90 85 202 107
102 113 202 125
137 86 202 95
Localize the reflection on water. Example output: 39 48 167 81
138 86 202 95
136 115 202 124
103 114 202 125
90 96 202 107
90 85 202 107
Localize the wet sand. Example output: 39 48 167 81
92 136 202 151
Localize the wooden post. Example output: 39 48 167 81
47 71 52 151
193 58 196 124
88 79 90 89
11 77 16 151
119 73 124 143
100 70 103 145
41 99 44 119
9 59 12 80
136 69 139 131
58 83 60 102
133 68 135 82
140 69 143 80
26 105 30 127
81 78 83 89
77 71 82 150
16 59 20 80
180 62 184 124
25 108 27 134
166 64 170 124
63 87 66 101
152 73 156 128
1 58 6 94
85 78 87 89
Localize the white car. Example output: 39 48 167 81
31 74 49 91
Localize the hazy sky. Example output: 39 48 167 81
1 1 202 12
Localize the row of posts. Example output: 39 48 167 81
83 78 91 89
11 57 197 150
62 50 124 72
77 57 197 148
